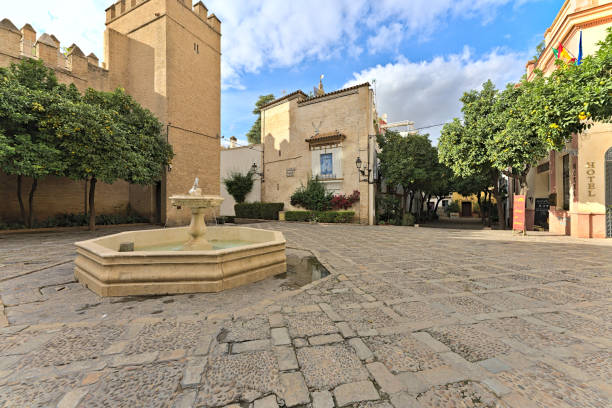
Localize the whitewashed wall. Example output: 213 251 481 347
220 144 263 216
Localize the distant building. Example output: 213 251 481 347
0 0 221 226
520 0 612 237
259 82 377 224
219 140 262 216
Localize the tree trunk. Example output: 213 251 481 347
492 183 505 230
88 176 97 231
408 192 414 215
487 191 492 228
402 190 408 216
16 175 26 225
83 178 88 216
477 192 484 224
27 178 38 228
434 197 442 213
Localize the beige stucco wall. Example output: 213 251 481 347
220 145 263 216
261 85 375 224
576 123 612 213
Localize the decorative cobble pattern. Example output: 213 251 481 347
339 308 397 331
285 312 337 338
484 317 581 349
498 362 610 408
434 296 496 315
531 311 610 338
0 376 79 407
18 324 123 367
416 381 508 408
222 317 270 342
198 350 281 405
392 301 448 322
296 344 369 389
125 320 217 354
82 362 183 408
364 334 446 373
427 325 511 362
562 351 612 380
513 288 580 305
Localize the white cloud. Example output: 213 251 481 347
2 0 536 91
2 0 108 59
345 47 528 142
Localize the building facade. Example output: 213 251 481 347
219 141 263 216
520 0 612 238
0 0 221 226
260 83 377 224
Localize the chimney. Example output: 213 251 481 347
229 136 237 148
87 52 99 67
193 1 208 19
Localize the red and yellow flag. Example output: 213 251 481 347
553 42 576 64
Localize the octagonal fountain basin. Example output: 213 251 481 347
74 226 286 297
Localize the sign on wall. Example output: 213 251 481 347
513 195 526 232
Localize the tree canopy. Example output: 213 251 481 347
246 94 275 144
0 58 173 230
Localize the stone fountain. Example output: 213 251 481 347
74 178 286 297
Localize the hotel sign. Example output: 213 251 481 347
513 195 526 232
586 162 596 197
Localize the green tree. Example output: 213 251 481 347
223 171 254 203
246 94 275 144
290 177 333 211
0 60 65 226
439 80 506 228
377 130 436 218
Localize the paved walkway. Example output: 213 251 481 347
0 224 610 407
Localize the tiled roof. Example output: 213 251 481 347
260 90 308 110
305 131 346 145
298 82 370 104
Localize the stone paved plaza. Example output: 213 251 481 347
0 223 611 407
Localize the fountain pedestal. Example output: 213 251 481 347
169 193 224 250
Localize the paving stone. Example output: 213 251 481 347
57 387 89 408
311 390 334 408
172 389 197 408
309 333 343 345
334 380 379 406
111 351 158 367
297 344 369 389
274 346 298 371
396 371 430 395
81 361 184 408
420 366 469 386
286 311 338 338
254 394 279 408
319 303 343 321
336 321 357 338
232 339 271 354
158 349 186 361
482 377 512 396
271 327 291 346
426 325 512 362
416 381 506 407
478 357 512 374
340 308 397 332
181 359 206 387
198 350 281 406
389 392 422 408
367 362 404 394
268 313 284 328
280 372 309 406
348 337 374 361
293 338 308 348
364 334 446 373
411 332 450 353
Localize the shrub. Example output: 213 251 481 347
285 210 354 223
290 177 333 211
234 202 284 220
331 190 360 210
448 200 460 213
0 212 149 230
376 194 401 225
401 213 415 226
223 171 254 203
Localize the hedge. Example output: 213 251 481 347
234 202 284 220
285 211 355 223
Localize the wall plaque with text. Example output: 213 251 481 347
286 168 295 177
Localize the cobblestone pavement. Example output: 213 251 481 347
0 223 611 407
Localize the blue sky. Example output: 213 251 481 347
4 0 563 144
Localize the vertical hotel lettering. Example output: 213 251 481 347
586 162 596 197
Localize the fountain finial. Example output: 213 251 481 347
188 177 201 196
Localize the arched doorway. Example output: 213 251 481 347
606 147 612 237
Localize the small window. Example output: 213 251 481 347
320 153 333 176
194 43 199 54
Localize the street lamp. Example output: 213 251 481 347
355 156 373 183
250 162 264 182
